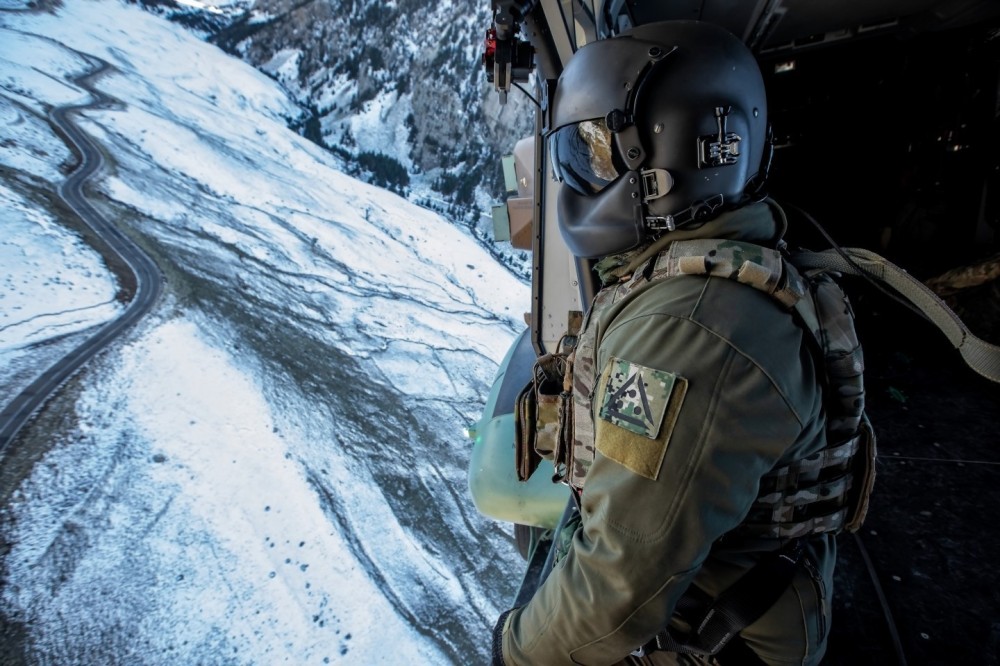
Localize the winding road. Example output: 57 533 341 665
0 61 162 453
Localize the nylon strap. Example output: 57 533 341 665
643 539 806 658
790 248 1000 384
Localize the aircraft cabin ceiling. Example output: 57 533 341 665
606 0 1000 54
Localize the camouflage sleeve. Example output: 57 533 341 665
503 310 811 665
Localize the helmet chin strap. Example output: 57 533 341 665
638 166 726 234
744 123 775 203
644 194 725 234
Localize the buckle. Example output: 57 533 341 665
645 215 676 233
645 195 724 235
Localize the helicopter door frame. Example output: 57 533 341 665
527 0 602 356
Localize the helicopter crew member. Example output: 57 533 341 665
492 20 872 666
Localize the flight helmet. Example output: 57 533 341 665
548 20 770 258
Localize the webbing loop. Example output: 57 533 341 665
640 539 806 659
790 248 1000 383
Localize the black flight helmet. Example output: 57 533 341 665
548 20 769 258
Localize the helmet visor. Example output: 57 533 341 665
548 118 624 195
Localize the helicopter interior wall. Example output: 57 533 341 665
759 21 1000 281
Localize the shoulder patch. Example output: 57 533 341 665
596 358 687 480
598 357 681 438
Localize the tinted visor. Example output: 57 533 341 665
548 118 625 195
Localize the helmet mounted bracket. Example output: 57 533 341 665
698 106 742 168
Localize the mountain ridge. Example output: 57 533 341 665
137 0 535 276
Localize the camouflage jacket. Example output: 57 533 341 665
503 203 836 666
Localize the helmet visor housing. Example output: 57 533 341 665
548 118 625 195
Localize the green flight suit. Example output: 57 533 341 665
501 203 835 665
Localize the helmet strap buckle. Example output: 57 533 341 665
644 215 677 233
644 194 726 235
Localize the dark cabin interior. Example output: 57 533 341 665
609 0 1000 279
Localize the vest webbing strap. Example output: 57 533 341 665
642 539 805 659
790 247 1000 384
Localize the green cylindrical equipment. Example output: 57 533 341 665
468 329 569 529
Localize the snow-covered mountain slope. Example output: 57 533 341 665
0 0 528 662
144 0 537 273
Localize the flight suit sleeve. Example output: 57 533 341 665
501 313 808 665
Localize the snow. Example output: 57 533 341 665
173 0 233 14
309 71 355 117
0 26 91 113
0 184 122 354
260 47 302 83
347 90 415 167
5 317 446 663
0 0 529 663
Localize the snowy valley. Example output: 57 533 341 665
0 0 529 663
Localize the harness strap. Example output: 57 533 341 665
790 247 1000 383
639 539 806 659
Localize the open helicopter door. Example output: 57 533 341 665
467 135 571 531
468 0 602 539
485 0 602 356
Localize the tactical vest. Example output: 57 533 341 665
516 238 877 539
